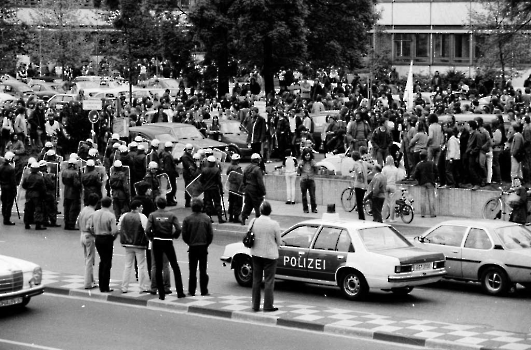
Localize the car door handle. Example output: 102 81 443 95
298 251 305 256
337 255 344 260
452 251 459 254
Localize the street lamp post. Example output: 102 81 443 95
38 25 42 76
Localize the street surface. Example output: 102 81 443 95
0 294 429 350
1 222 531 334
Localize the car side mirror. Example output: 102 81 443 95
493 244 504 250
414 236 424 243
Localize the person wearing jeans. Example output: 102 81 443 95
413 151 438 217
77 193 99 289
365 164 386 223
298 148 318 213
250 201 281 312
283 150 297 204
350 151 368 220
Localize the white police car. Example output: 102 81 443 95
0 255 44 308
221 219 446 300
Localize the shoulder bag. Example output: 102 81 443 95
242 219 256 248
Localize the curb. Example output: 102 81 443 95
42 286 508 350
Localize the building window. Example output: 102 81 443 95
433 34 451 63
454 34 470 62
415 34 429 62
394 34 412 61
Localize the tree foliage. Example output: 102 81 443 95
0 0 32 74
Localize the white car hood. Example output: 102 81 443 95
0 255 38 274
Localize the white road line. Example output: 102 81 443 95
0 339 64 350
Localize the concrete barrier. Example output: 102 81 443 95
263 174 498 218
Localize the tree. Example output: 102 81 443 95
470 0 531 87
305 0 378 71
0 0 32 74
30 0 95 78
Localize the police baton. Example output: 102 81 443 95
219 189 228 221
14 196 20 220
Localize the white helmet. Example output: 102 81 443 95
86 160 95 167
111 133 120 140
86 138 94 144
164 141 173 148
46 149 55 156
129 141 138 148
88 148 98 156
204 148 213 155
137 144 145 151
119 145 128 153
207 155 216 163
251 153 261 160
114 160 122 167
38 160 47 167
231 153 241 160
69 153 79 160
134 136 143 142
148 161 158 169
113 142 120 149
68 158 77 164
151 139 160 147
31 162 40 169
28 157 37 165
185 143 193 150
4 151 15 161
45 142 53 148
193 153 201 160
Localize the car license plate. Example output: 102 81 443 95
0 297 23 307
413 263 432 271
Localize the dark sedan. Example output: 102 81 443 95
208 120 252 160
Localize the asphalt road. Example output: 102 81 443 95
1 224 531 334
0 294 430 350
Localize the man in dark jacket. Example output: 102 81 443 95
413 151 437 218
118 200 150 293
62 158 82 230
457 122 470 186
22 161 46 230
371 118 392 166
465 120 481 190
132 144 147 194
180 143 196 208
145 197 185 300
160 141 178 206
200 155 225 223
40 160 60 227
182 198 213 296
0 151 17 225
246 108 267 155
110 160 130 219
241 153 266 225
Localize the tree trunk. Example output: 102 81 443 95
263 35 274 102
498 40 506 89
217 29 230 100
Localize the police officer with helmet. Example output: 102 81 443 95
180 143 196 207
22 161 46 230
62 156 82 230
160 141 178 206
241 153 266 225
200 155 225 224
0 151 17 225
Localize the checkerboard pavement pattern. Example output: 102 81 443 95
42 270 531 350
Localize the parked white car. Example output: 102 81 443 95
0 255 44 308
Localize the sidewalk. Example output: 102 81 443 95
42 270 531 350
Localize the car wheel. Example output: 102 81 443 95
233 255 253 287
481 266 509 296
391 287 414 295
227 146 240 161
339 270 368 301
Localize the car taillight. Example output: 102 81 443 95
395 265 413 273
432 261 445 269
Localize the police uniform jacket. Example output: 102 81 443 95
43 172 56 195
200 164 222 191
133 152 147 181
226 164 243 193
118 152 131 167
22 172 45 199
147 148 160 166
243 163 266 197
180 152 196 181
109 170 129 200
82 169 102 195
160 150 178 176
0 162 16 190
62 167 81 199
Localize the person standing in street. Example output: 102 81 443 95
0 151 17 225
88 197 118 293
250 201 281 312
365 164 386 223
180 143 196 208
200 155 225 223
82 160 103 206
62 157 82 230
22 161 46 230
145 197 186 300
117 200 150 293
182 198 213 296
77 193 99 290
226 153 243 223
350 151 368 221
160 141 178 206
247 107 267 155
413 151 438 218
241 153 266 225
298 148 318 214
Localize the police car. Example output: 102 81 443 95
221 219 446 300
0 255 44 308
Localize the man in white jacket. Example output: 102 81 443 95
444 128 460 188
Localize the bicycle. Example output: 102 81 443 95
387 188 415 224
482 188 512 221
341 183 372 215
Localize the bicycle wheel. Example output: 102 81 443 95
483 198 502 220
363 199 373 217
341 188 357 212
399 204 414 224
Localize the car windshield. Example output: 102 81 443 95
160 79 180 88
220 122 243 134
155 134 175 143
358 226 412 251
171 126 204 139
495 225 531 249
